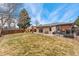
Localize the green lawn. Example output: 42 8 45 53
0 32 79 56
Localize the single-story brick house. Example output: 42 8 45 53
33 17 79 35
33 22 75 34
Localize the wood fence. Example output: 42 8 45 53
1 29 25 35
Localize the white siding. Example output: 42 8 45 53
43 27 50 34
36 26 56 34
51 27 56 33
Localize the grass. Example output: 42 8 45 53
0 32 79 56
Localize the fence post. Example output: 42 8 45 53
74 33 77 40
0 29 2 37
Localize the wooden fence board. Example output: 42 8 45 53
1 29 25 35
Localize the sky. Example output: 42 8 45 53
22 3 79 25
1 3 79 26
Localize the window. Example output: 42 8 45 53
56 26 60 31
39 28 43 33
49 27 51 31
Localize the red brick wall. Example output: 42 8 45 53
58 24 73 32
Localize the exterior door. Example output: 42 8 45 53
39 28 43 33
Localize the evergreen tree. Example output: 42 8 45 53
18 8 31 29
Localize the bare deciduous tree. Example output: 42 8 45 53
0 3 16 29
0 3 17 36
